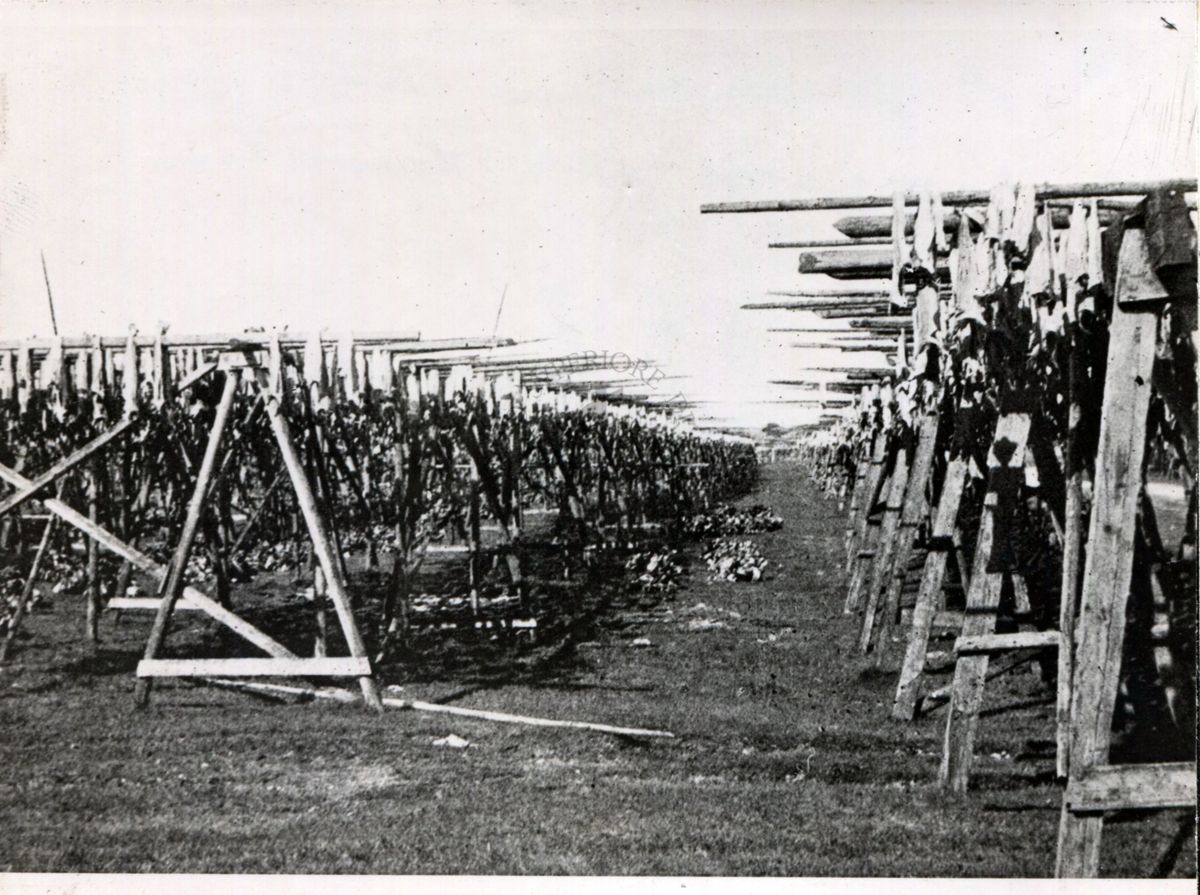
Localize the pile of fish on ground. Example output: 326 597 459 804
624 548 687 593
702 538 770 582
681 504 783 537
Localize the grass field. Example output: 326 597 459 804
0 462 1194 876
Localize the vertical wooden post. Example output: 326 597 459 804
939 412 1031 791
85 461 101 642
134 369 240 708
1056 230 1164 877
1057 329 1086 779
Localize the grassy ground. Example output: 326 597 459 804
0 462 1193 876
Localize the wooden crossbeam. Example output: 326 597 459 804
1064 763 1197 813
138 658 372 678
955 631 1060 654
107 597 203 611
700 178 1195 214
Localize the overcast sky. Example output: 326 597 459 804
0 0 1194 427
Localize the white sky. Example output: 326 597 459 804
0 0 1195 427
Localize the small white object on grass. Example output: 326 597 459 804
433 734 470 749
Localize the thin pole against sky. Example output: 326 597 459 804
40 250 58 335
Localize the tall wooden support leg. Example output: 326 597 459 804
260 383 384 713
939 412 1031 791
134 370 240 708
845 435 889 611
1056 232 1163 877
0 483 65 665
467 467 482 614
892 456 968 719
874 413 939 665
859 441 911 653
842 440 867 519
1055 307 1090 779
311 564 329 658
845 433 885 579
85 463 101 642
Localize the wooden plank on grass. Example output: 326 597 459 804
138 657 372 678
1064 762 1197 813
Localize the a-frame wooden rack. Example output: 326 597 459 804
0 343 383 711
1054 222 1196 876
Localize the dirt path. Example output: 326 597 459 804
0 462 1193 876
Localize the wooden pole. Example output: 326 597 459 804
134 369 240 708
257 369 384 713
700 178 1195 214
833 206 1124 239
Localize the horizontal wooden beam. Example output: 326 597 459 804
955 631 1060 654
0 330 420 352
770 237 895 249
137 657 373 678
1064 762 1197 813
767 289 891 299
107 597 203 611
849 317 914 329
744 301 892 311
832 206 1127 239
700 179 1196 214
799 248 950 276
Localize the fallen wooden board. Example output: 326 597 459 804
139 658 371 678
199 678 676 739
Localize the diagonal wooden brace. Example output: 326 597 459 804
0 418 135 520
0 461 294 660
